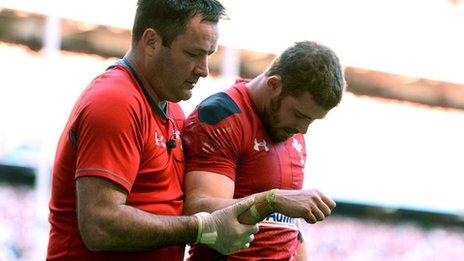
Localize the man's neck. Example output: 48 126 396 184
246 73 267 116
124 51 161 104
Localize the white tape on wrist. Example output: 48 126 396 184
193 212 204 244
194 212 218 245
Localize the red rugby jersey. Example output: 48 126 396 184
47 65 186 260
183 80 307 260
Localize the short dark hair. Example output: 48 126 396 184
266 41 346 109
132 0 226 47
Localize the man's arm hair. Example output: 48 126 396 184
77 176 197 251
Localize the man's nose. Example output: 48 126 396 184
195 56 209 78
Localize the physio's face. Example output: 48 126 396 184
263 92 329 143
151 15 219 102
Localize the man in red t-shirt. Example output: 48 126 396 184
47 1 258 260
183 41 346 260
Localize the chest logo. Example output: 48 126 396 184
253 138 269 152
292 138 303 153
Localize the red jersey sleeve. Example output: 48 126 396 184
183 92 243 181
73 77 142 192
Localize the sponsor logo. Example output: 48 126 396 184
292 138 303 153
264 212 296 225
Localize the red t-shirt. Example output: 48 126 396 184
183 80 307 260
47 65 186 260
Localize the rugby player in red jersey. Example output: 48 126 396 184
183 41 346 260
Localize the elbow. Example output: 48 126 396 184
81 231 108 252
183 196 201 215
78 215 112 251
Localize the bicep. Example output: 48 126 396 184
183 171 238 214
184 171 235 199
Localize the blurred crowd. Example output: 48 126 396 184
0 185 35 260
303 215 464 260
0 184 463 260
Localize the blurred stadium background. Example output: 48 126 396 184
0 0 463 260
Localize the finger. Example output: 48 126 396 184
312 208 325 221
251 224 259 234
233 197 256 216
305 213 317 224
316 201 332 217
320 194 336 209
227 241 249 255
244 225 258 240
233 233 253 251
247 234 254 244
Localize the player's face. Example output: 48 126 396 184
263 92 330 143
150 15 219 102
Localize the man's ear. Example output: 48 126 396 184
141 28 162 55
266 75 283 98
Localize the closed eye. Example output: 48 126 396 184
295 111 312 121
186 51 200 58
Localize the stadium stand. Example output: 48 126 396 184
1 5 463 259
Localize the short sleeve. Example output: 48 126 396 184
73 86 142 192
183 93 243 181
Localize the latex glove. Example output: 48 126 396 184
195 197 259 255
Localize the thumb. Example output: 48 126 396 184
233 197 255 216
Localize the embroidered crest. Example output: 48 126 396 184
155 131 166 147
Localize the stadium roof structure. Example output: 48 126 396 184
1 6 464 110
1 0 464 84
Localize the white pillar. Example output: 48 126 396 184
32 14 62 260
221 45 240 80
43 15 61 56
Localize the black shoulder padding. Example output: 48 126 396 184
198 92 241 125
69 129 78 146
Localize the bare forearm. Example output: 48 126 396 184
184 196 240 215
80 204 197 251
240 188 336 225
185 192 269 225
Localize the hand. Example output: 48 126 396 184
274 189 336 224
198 198 259 255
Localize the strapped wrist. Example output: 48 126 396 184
248 189 277 222
193 212 204 244
266 189 277 212
193 212 217 245
249 204 261 220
